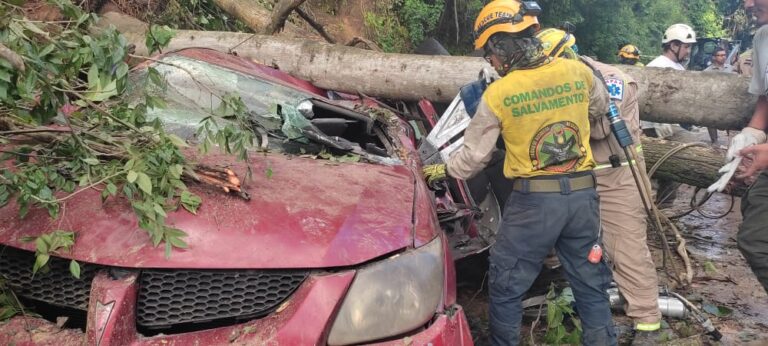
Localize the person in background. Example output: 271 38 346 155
644 24 697 208
618 44 644 66
705 47 728 71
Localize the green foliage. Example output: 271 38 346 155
0 279 22 321
0 0 255 264
20 230 78 277
155 0 252 32
0 0 129 124
198 93 257 164
436 0 732 61
146 24 176 55
364 10 410 53
544 285 582 344
395 0 445 47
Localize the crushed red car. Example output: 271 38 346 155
0 48 491 345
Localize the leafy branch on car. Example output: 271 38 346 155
0 0 257 267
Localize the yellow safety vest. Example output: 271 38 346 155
483 58 596 178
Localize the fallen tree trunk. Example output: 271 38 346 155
641 137 747 196
102 12 755 130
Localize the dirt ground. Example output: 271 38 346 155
457 128 768 345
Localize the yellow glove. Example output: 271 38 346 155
422 164 447 185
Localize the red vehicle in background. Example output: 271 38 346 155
0 48 500 345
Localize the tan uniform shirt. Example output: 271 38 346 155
446 68 609 180
579 57 643 172
737 48 754 78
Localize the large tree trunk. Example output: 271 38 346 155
641 137 747 196
102 12 755 124
103 14 754 130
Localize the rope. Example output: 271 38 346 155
647 141 734 220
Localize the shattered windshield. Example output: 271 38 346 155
126 55 397 164
128 56 311 139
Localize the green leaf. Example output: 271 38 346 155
69 260 81 279
106 183 117 196
168 134 188 148
32 254 50 274
169 236 188 249
136 172 152 194
115 62 129 79
126 170 138 183
87 64 100 91
147 67 163 87
180 191 202 214
703 303 733 317
82 157 100 165
164 240 172 259
124 159 136 171
703 261 718 274
35 237 49 254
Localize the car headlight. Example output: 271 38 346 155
327 236 445 345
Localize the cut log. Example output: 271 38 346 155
101 13 755 129
641 137 747 196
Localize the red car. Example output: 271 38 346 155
0 48 495 345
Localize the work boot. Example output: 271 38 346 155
632 323 662 346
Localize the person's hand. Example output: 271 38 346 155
708 127 767 193
422 164 447 185
738 143 768 178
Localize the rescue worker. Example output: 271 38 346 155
644 23 698 208
618 44 644 66
704 47 731 143
736 48 754 77
704 47 728 71
422 1 615 344
537 28 663 345
710 0 768 294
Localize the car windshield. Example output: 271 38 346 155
127 55 397 163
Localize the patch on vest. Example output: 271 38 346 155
604 78 624 101
529 121 587 172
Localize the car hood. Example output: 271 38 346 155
0 153 416 269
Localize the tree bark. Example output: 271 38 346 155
641 137 747 196
209 0 314 38
265 0 307 34
101 13 756 130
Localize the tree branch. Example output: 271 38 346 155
0 43 25 72
265 0 307 34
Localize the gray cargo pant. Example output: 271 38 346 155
488 173 616 346
739 172 768 293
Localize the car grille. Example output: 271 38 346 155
0 246 100 310
1 246 309 330
137 269 308 328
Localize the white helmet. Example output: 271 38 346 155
662 24 697 44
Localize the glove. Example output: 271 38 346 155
422 164 447 185
708 127 767 193
725 127 766 162
707 157 741 193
